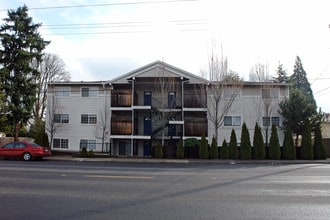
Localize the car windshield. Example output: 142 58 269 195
30 143 41 148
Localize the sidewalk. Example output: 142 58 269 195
45 155 330 165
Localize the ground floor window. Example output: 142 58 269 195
224 116 242 126
262 116 280 127
53 139 69 149
80 139 96 150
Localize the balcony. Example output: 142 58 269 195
184 94 206 108
185 119 207 136
111 117 132 135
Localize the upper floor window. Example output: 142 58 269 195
54 114 69 123
81 87 97 97
55 87 70 97
262 116 280 127
224 116 241 126
261 88 279 99
81 114 97 124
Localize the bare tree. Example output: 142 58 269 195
251 63 279 147
33 53 70 120
95 86 111 152
45 95 65 149
200 50 242 143
152 64 179 146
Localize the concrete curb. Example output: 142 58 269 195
45 156 330 165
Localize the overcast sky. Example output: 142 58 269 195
1 0 330 112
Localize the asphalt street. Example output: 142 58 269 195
0 160 330 219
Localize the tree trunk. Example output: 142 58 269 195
14 122 20 141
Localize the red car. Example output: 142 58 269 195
0 141 51 161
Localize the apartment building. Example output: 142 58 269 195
46 61 289 157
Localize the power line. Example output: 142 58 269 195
0 0 198 11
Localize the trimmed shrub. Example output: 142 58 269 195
314 124 327 159
229 129 238 159
185 138 200 147
253 123 265 159
209 137 219 159
269 124 281 160
282 127 296 160
155 141 164 159
88 149 94 158
176 139 184 159
300 119 313 160
240 123 252 159
220 139 229 159
199 134 209 159
80 147 88 157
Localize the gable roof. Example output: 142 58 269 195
110 60 208 84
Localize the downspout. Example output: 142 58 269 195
131 77 135 156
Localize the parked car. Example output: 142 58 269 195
0 141 51 161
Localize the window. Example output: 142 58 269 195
81 114 97 124
224 116 241 126
80 139 96 150
262 117 280 127
81 87 97 97
54 114 69 123
53 139 69 149
261 88 279 99
55 87 70 97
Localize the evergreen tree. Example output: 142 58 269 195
269 124 281 160
300 119 313 160
282 127 296 160
279 89 316 147
0 84 7 131
290 56 316 106
30 119 49 148
176 139 184 159
240 122 252 159
229 129 238 159
313 124 326 159
209 136 219 159
274 63 289 83
0 6 49 140
155 141 163 159
253 123 265 159
199 134 209 159
220 139 229 159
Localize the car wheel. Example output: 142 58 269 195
23 152 32 161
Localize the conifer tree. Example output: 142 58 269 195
290 56 316 106
269 124 281 159
199 134 209 159
274 63 289 83
253 123 265 159
209 136 219 159
0 5 49 140
313 124 326 159
282 127 296 160
176 139 184 159
155 141 163 159
300 119 313 160
229 129 238 159
240 122 252 159
0 84 7 131
220 139 229 159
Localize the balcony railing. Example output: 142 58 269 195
111 116 132 135
185 119 207 136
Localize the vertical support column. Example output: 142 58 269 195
130 77 135 156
